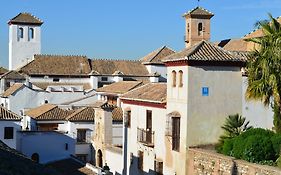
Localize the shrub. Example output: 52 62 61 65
222 139 234 156
271 134 281 156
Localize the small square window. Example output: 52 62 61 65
53 78 60 82
101 77 108 81
202 87 209 96
4 127 14 139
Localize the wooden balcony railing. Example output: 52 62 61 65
137 128 154 147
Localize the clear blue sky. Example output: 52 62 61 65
1 0 281 67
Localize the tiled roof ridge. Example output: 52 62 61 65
8 12 43 24
35 104 58 119
34 54 88 58
121 82 165 98
0 106 21 120
147 45 168 62
183 6 214 17
0 70 25 79
92 58 141 62
65 107 87 120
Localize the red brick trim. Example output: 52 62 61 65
121 99 166 109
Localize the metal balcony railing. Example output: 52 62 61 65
137 128 154 147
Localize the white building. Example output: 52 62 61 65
8 13 43 70
0 106 21 149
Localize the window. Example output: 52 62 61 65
18 27 24 39
31 153 39 163
179 70 183 87
101 77 108 81
198 23 203 36
138 151 143 170
146 110 152 143
187 23 190 33
4 127 13 139
125 110 131 127
172 117 180 151
77 129 86 143
29 28 34 40
155 160 163 175
44 100 49 104
53 78 60 82
172 70 176 87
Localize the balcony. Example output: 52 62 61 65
137 128 154 147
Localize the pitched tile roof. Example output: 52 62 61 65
66 107 95 122
0 67 8 75
244 16 281 39
25 104 70 121
163 40 246 63
216 39 249 52
46 158 96 175
20 55 92 76
121 83 167 103
112 107 123 122
96 81 143 94
91 59 150 76
0 106 21 121
0 141 59 175
8 12 43 25
183 6 214 18
32 82 92 91
140 46 176 65
0 70 26 80
1 83 25 98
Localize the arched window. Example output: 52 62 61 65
187 23 190 34
179 70 183 87
29 28 34 40
31 153 39 163
198 23 203 36
172 70 176 87
18 27 24 39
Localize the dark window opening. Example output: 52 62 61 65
31 153 39 163
18 27 24 39
101 77 108 81
53 78 60 82
172 70 176 87
29 28 34 40
4 127 13 139
179 70 183 87
77 129 86 143
125 110 131 127
198 23 203 36
172 117 180 151
138 151 143 170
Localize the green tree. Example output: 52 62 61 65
220 114 252 140
245 14 281 132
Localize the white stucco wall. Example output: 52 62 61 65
18 131 75 164
146 65 167 81
112 123 123 146
121 103 166 175
242 76 274 129
0 120 21 149
105 148 123 175
9 24 41 70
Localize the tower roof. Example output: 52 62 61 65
8 12 43 25
183 6 214 18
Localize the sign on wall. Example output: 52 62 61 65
202 87 209 96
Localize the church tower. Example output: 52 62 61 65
8 13 43 70
183 7 214 48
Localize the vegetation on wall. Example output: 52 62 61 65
245 13 281 133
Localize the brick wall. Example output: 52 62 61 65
187 148 281 175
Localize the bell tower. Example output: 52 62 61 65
8 13 43 70
183 7 214 48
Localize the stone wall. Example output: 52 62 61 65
187 148 281 175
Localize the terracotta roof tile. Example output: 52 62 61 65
91 59 149 76
141 46 175 64
20 55 92 76
0 67 8 75
112 107 123 122
183 6 214 18
8 12 43 25
1 83 25 98
216 39 249 52
96 81 143 94
0 106 21 121
25 104 70 121
121 83 167 103
163 40 246 63
66 107 95 122
0 70 26 80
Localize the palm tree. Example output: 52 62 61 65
220 114 252 140
245 14 281 132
